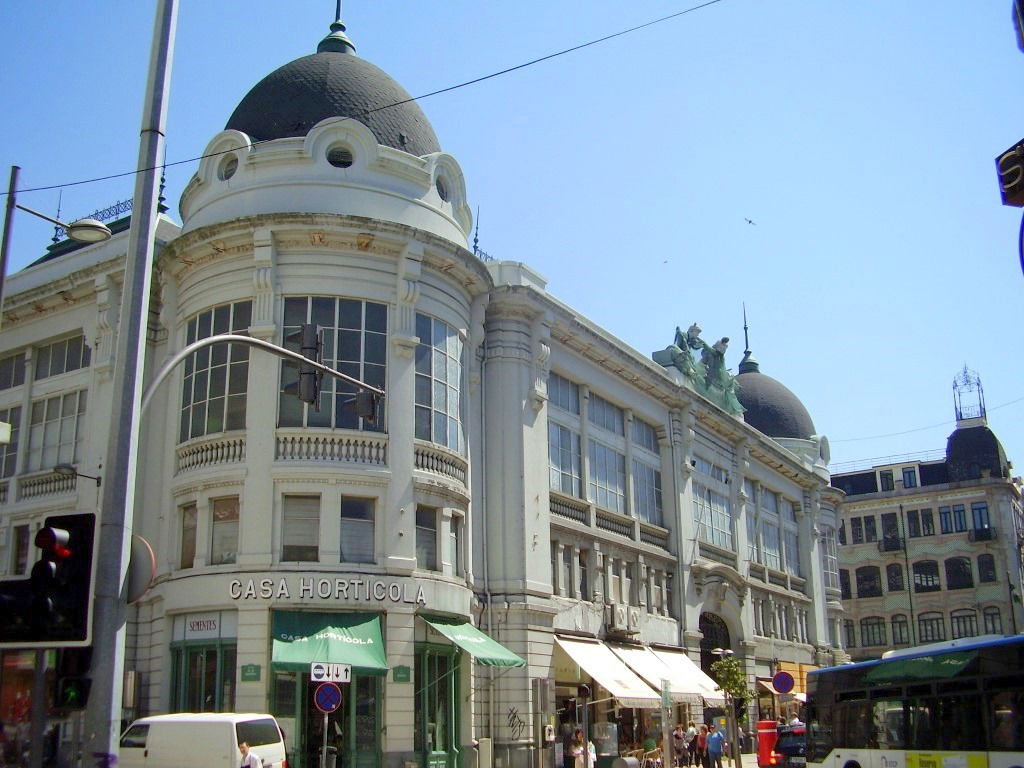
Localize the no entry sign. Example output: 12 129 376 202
314 682 343 714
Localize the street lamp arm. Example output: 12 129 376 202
139 332 385 416
14 202 69 229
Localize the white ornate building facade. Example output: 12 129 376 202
0 17 845 768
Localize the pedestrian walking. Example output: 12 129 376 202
707 724 727 768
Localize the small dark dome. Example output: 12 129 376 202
225 31 440 156
735 356 816 440
946 425 1009 481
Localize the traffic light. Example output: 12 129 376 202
25 513 95 646
55 647 92 710
297 323 323 407
355 391 380 424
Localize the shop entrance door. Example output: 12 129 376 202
302 675 381 768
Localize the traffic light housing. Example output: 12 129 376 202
298 323 323 407
55 647 92 710
355 391 380 424
0 513 96 648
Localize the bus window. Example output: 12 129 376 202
990 691 1024 750
837 701 874 750
874 702 905 749
913 695 984 751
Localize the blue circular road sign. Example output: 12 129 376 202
772 671 795 694
314 682 343 714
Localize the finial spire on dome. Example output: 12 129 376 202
318 0 356 54
738 302 760 374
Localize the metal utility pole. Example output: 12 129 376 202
900 504 917 646
84 0 178 761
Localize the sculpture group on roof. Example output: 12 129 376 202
653 324 744 416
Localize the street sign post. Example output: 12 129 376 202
315 682 343 768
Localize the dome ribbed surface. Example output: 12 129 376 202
225 51 441 156
735 370 816 440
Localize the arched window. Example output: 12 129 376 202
945 557 974 590
886 563 905 592
950 609 978 639
913 560 940 593
983 606 1003 634
978 554 997 583
699 612 731 671
843 619 856 648
918 611 946 642
856 566 882 598
891 614 910 644
860 617 886 646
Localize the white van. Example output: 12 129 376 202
119 712 287 768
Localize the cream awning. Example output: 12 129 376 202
555 636 661 709
608 643 702 705
649 647 726 707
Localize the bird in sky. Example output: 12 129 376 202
744 218 757 226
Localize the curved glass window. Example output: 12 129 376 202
279 297 386 430
180 301 251 441
414 313 463 453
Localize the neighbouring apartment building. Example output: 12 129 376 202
0 14 845 768
832 368 1024 663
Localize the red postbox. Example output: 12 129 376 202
757 720 779 768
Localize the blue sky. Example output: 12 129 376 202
1 1 1022 472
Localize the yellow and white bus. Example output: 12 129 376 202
806 634 1024 768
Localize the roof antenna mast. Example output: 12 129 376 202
738 302 759 374
742 302 750 355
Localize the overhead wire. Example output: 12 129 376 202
830 395 1024 443
1 0 725 198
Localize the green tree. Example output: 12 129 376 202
709 656 754 700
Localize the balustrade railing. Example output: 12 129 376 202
177 435 246 473
276 432 387 466
413 443 466 485
595 509 633 538
18 471 76 500
550 493 588 524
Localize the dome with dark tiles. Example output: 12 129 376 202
946 425 1009 481
735 351 816 440
225 20 440 156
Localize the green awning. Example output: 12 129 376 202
424 618 525 667
272 611 388 675
863 650 976 684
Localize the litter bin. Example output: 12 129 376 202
325 745 338 768
756 720 779 768
611 758 640 768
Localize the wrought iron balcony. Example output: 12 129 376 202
968 526 996 542
877 537 905 553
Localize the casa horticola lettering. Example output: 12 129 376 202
229 577 427 605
